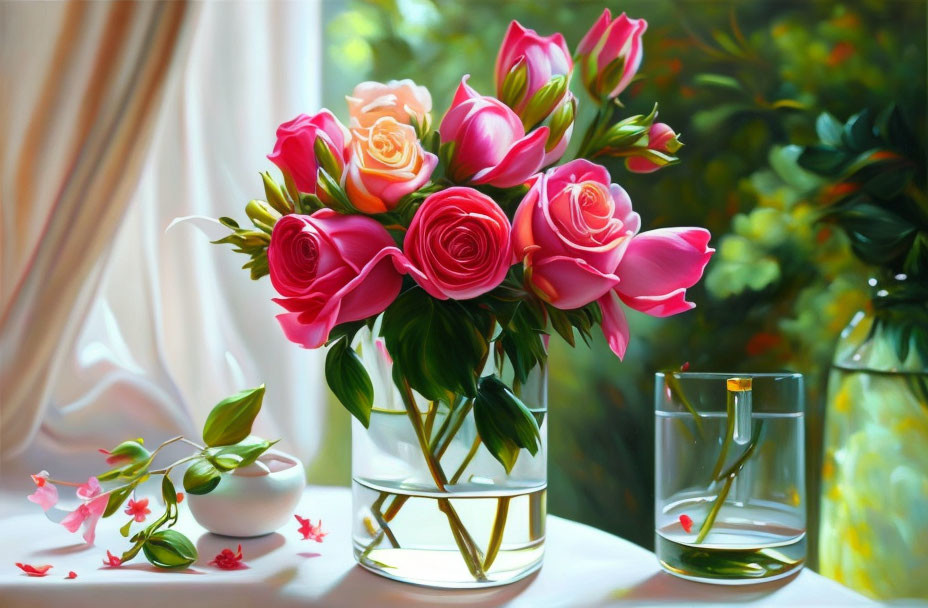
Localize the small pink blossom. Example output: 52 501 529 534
209 545 245 570
27 471 58 511
295 515 327 543
76 477 102 500
102 550 122 568
61 494 108 545
124 498 151 523
16 563 52 577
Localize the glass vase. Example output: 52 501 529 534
655 372 806 584
351 330 547 588
819 277 928 600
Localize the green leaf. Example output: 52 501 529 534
842 109 878 152
208 437 277 469
797 145 850 175
162 475 178 513
202 385 266 447
143 530 198 569
119 518 134 538
326 320 366 346
494 297 547 384
693 73 744 93
183 458 221 495
381 288 492 401
828 201 916 265
104 484 136 518
474 375 541 474
325 337 375 427
816 112 844 147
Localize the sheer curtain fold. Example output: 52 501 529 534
1 2 327 477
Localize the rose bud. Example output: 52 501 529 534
495 21 572 128
268 110 349 194
397 187 512 300
576 9 647 101
597 227 713 359
347 79 432 134
626 123 683 174
513 159 639 309
343 116 437 214
268 211 405 348
439 76 549 188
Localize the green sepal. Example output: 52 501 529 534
499 56 529 109
104 484 137 518
520 74 568 130
261 171 294 215
245 200 281 232
119 519 134 538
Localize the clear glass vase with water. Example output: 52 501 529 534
655 372 806 584
351 330 546 588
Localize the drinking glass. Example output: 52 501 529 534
654 372 805 584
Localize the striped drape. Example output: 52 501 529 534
0 1 194 457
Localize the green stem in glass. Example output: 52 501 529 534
438 497 487 581
482 496 511 571
450 436 482 485
708 390 736 481
399 378 447 491
696 421 765 544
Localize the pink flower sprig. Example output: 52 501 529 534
210 545 245 570
295 515 326 543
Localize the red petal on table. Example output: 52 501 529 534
66 571 78 579
102 550 122 567
680 361 690 372
209 545 245 570
679 514 693 533
176 492 185 503
16 563 53 576
295 515 327 543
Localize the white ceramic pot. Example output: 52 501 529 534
187 449 305 537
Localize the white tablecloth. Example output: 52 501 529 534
0 485 874 607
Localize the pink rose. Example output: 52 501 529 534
495 21 572 120
397 187 512 300
576 9 647 100
598 228 714 359
268 210 404 348
268 110 349 194
439 76 549 188
512 159 640 309
626 123 682 174
343 117 437 214
347 79 432 129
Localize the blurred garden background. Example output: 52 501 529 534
310 0 926 581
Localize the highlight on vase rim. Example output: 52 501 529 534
208 7 713 586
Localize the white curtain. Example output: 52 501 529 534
1 2 327 480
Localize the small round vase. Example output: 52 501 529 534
187 449 306 537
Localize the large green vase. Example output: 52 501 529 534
819 278 928 600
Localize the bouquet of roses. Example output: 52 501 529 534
219 10 711 431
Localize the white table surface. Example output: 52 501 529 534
0 485 875 607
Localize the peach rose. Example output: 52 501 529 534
347 79 432 129
343 116 438 214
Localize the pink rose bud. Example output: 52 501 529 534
576 9 647 101
495 21 572 126
439 76 549 188
268 110 349 195
397 187 512 300
347 79 433 133
512 159 639 309
598 228 714 360
343 117 437 213
268 211 405 348
626 123 683 174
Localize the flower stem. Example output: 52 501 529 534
708 391 736 481
398 378 447 491
434 398 474 461
438 498 487 582
482 496 510 571
423 401 438 441
369 493 400 548
695 421 765 544
450 436 481 485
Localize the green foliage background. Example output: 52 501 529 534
313 0 927 568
